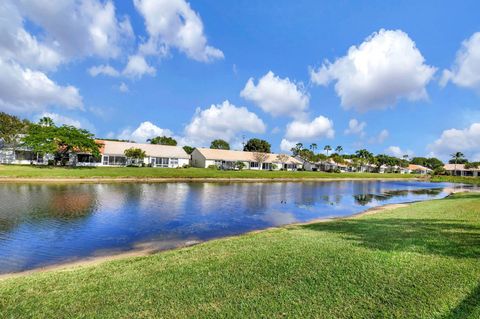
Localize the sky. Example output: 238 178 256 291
1 0 480 161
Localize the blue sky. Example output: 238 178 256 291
1 0 480 160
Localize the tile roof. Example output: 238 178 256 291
97 140 190 159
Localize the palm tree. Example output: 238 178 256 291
335 145 343 155
324 145 332 156
451 152 465 176
39 117 54 127
310 143 318 153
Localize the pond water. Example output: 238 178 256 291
0 180 469 274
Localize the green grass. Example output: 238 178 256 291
431 175 480 185
1 193 480 318
0 165 416 179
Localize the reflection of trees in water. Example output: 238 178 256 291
354 188 444 206
0 184 98 233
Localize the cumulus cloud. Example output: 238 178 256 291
118 121 173 143
310 29 436 112
240 71 309 117
88 64 120 77
119 82 129 93
428 123 480 160
0 58 83 113
285 116 334 141
441 32 480 92
183 100 266 146
133 0 223 62
14 0 133 60
344 118 366 136
385 146 413 158
36 112 95 132
280 139 299 152
122 55 156 79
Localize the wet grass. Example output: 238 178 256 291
0 165 415 180
0 193 479 318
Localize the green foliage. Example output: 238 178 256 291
243 138 271 153
449 152 467 164
148 136 177 146
411 157 444 169
183 146 194 154
0 112 30 146
207 164 219 170
465 162 480 169
335 145 343 154
234 161 246 170
324 145 332 155
124 148 146 160
210 139 230 150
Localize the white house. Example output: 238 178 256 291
443 164 479 177
92 140 190 168
0 139 50 165
191 148 302 170
407 164 432 175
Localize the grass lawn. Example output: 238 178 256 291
0 165 417 180
431 175 480 185
1 193 479 318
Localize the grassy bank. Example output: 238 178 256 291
0 165 416 180
431 175 480 185
1 193 479 318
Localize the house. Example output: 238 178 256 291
443 164 480 177
191 148 302 170
0 139 50 165
86 140 190 168
407 164 432 175
299 158 351 172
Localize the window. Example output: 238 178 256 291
103 155 126 166
15 150 34 161
152 157 169 168
214 160 223 167
250 162 259 168
170 158 179 167
103 155 109 165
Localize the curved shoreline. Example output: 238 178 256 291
0 198 421 281
0 177 422 183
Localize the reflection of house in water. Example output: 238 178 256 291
50 189 96 218
354 188 444 206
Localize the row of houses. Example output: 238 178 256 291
0 139 457 175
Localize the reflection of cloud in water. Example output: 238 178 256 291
138 183 189 220
94 184 128 212
261 210 297 226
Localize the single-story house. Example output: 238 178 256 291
407 164 432 175
81 140 190 168
191 148 302 170
443 164 479 177
0 139 51 165
299 158 352 172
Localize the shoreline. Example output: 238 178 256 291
0 176 423 183
0 198 421 281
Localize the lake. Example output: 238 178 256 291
0 180 467 274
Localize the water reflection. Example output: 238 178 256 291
0 181 472 274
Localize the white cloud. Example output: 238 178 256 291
310 29 436 112
88 64 120 77
428 123 480 160
385 146 413 158
0 58 82 113
441 32 480 92
285 116 334 141
122 55 156 79
344 118 366 136
240 71 309 117
15 0 133 60
119 82 129 93
133 0 223 62
183 100 266 146
36 112 95 132
280 139 298 152
369 129 389 144
118 121 173 143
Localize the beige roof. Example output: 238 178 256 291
98 140 190 159
408 164 432 171
194 148 302 164
444 163 479 171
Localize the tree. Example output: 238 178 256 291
425 157 444 170
210 139 230 150
253 152 269 169
276 154 290 170
0 112 29 147
234 161 245 170
243 138 271 153
450 152 465 176
39 117 54 127
183 145 194 154
309 143 317 153
291 143 303 156
335 145 343 154
124 147 146 166
22 119 100 166
148 136 177 146
324 145 332 156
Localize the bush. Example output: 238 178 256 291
207 164 219 170
234 161 245 170
182 164 191 168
